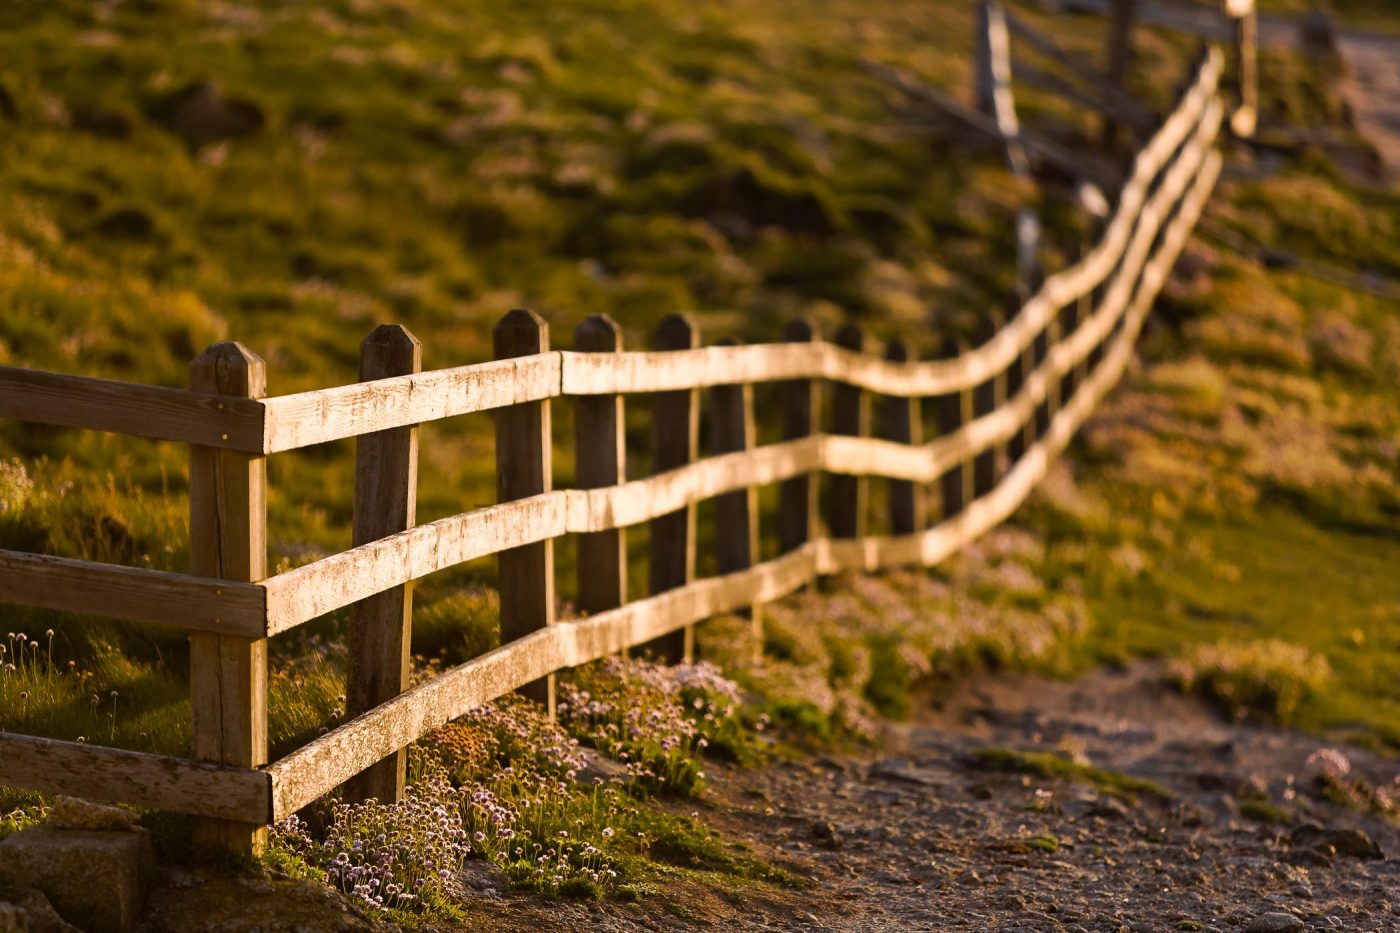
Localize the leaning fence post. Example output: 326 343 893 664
647 313 699 663
829 322 870 539
1229 0 1258 137
1103 0 1135 149
937 337 972 518
972 312 1006 498
344 324 421 805
494 309 556 713
881 339 923 536
189 341 268 856
779 319 821 554
710 339 760 657
574 314 627 619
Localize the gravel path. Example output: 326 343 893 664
458 663 1397 932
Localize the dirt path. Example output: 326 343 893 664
455 663 1397 932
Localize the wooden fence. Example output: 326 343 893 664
0 35 1235 855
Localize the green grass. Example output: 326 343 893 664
971 747 1171 801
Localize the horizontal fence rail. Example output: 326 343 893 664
0 39 1235 849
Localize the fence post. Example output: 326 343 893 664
1033 312 1058 444
936 337 971 518
1103 0 1135 149
344 324 421 805
1059 301 1082 407
972 312 1006 498
188 341 268 856
1002 298 1029 468
574 314 627 619
1230 2 1258 137
710 339 760 656
881 339 923 536
493 309 555 713
829 322 869 539
779 319 820 554
647 313 699 663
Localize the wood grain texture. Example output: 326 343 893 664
0 365 265 451
881 340 924 535
261 353 561 453
0 550 265 636
779 319 821 553
709 339 761 653
828 323 870 539
344 324 421 806
647 314 700 663
573 315 627 619
0 732 271 823
493 309 556 711
188 341 269 855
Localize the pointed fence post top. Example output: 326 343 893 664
360 324 422 380
190 341 266 398
784 317 818 343
573 313 622 352
494 308 550 357
835 321 867 353
653 313 700 351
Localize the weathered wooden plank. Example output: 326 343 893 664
573 315 628 619
647 314 701 663
881 339 924 536
493 310 556 711
1059 0 1231 41
264 494 566 634
0 550 265 636
344 324 421 806
710 339 761 654
0 365 265 451
1015 61 1155 136
267 544 822 820
261 352 561 453
779 319 821 553
978 2 1033 178
828 323 870 540
188 341 269 856
0 732 271 823
560 342 823 395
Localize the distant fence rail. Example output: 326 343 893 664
0 25 1237 854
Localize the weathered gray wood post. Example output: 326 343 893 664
189 341 268 855
937 337 971 518
648 313 700 663
493 309 555 713
574 314 628 620
972 313 1006 497
779 319 820 554
345 323 421 805
710 338 760 656
881 339 923 536
1103 0 1136 149
829 323 870 539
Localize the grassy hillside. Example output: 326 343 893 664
0 0 1397 869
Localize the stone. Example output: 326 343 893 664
1246 913 1304 933
0 828 153 933
811 820 843 849
146 81 264 148
1287 824 1384 860
48 797 141 832
138 875 381 933
0 887 84 933
573 747 628 786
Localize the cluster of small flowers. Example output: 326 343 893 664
271 769 472 911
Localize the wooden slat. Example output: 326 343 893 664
779 319 821 553
0 550 265 636
647 314 702 663
260 352 561 453
344 324 421 806
1059 0 1231 41
1003 8 1156 126
493 310 556 710
573 314 628 618
267 544 821 819
0 365 264 451
188 341 269 856
828 323 870 540
0 732 271 823
560 342 822 395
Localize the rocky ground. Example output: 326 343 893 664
404 663 1397 932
